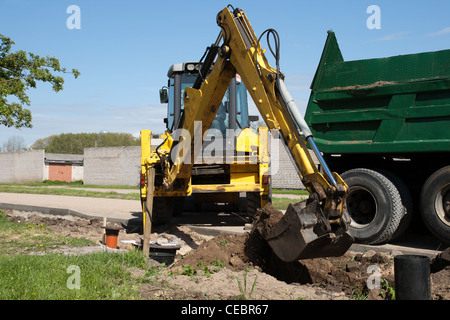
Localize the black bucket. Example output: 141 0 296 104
394 255 431 300
149 244 180 265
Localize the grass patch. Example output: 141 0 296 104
236 270 257 300
272 188 309 195
272 197 302 210
0 210 93 255
42 180 84 186
0 180 137 189
0 250 151 299
0 183 308 204
0 210 161 300
0 185 139 201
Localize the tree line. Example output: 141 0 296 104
2 132 140 154
32 132 140 154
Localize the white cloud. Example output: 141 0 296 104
426 27 450 37
371 32 409 42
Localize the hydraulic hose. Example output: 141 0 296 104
276 78 312 138
276 78 337 188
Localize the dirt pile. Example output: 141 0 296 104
171 231 449 299
172 203 356 287
170 231 377 296
253 202 285 232
170 203 449 299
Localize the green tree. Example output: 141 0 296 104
35 132 140 154
30 134 58 150
0 34 80 128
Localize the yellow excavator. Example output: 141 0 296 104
140 6 353 261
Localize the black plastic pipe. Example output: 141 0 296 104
394 255 431 300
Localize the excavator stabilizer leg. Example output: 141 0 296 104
255 200 353 262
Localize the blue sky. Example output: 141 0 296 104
1 0 450 148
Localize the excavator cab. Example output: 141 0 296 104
161 62 251 135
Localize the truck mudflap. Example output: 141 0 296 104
255 200 354 262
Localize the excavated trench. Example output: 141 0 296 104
171 203 373 294
171 203 449 298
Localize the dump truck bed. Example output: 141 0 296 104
304 31 450 154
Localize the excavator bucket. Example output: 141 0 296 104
255 200 353 262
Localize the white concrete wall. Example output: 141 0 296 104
270 140 304 189
83 146 141 186
72 165 84 181
0 150 44 183
80 142 308 188
43 164 49 180
0 143 308 188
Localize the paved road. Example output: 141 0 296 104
0 192 446 257
0 189 305 224
0 192 142 223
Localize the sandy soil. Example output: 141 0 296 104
4 209 449 300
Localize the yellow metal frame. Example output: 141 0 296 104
141 126 271 207
141 7 347 226
216 7 347 214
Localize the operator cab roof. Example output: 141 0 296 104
167 62 217 78
167 62 202 78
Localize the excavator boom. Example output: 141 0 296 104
148 6 353 261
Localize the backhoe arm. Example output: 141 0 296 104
189 7 348 219
219 8 347 208
160 6 353 260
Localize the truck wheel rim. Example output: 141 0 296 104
434 184 450 227
346 186 377 229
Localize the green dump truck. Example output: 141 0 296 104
304 31 450 245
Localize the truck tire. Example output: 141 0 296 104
420 166 450 244
341 168 403 244
376 170 413 241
